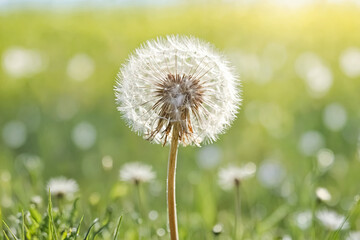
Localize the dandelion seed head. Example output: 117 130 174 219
347 231 360 240
115 35 240 146
119 162 156 184
316 209 349 231
218 162 256 190
46 177 79 199
316 187 332 202
294 210 312 230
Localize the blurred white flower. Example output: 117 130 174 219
317 148 335 170
196 145 222 169
257 160 286 188
30 195 43 206
67 53 95 82
340 47 360 78
295 52 333 97
102 155 113 170
115 35 240 146
212 224 223 235
46 177 79 198
347 231 360 240
323 103 347 131
156 228 166 237
120 162 156 184
0 171 11 182
316 187 331 202
56 97 78 120
148 210 159 221
316 209 349 231
298 131 325 156
2 47 44 78
294 210 312 230
218 162 256 190
71 122 97 150
2 121 27 148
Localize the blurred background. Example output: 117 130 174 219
1 0 360 238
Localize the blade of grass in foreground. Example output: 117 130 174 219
2 220 19 240
76 216 84 236
113 216 123 240
47 190 58 240
83 218 99 240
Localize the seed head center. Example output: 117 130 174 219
149 73 204 145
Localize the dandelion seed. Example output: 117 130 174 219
119 162 156 184
115 35 240 146
218 162 256 190
316 209 349 231
46 177 79 199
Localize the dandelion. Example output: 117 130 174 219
120 162 156 237
347 231 360 240
218 163 256 239
315 187 331 202
115 35 240 240
293 210 312 230
212 224 223 237
316 209 349 231
218 163 256 190
46 177 79 199
119 162 156 185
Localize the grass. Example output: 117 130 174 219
1 3 360 239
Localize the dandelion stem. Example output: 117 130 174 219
234 180 241 240
167 124 180 240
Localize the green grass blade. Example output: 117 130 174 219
3 230 11 240
21 210 25 240
2 220 19 240
48 189 58 240
112 216 123 240
83 218 98 240
76 216 84 236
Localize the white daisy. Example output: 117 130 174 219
120 162 156 184
115 35 240 146
218 162 256 190
46 177 79 198
316 209 349 231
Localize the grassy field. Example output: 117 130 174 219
1 3 360 239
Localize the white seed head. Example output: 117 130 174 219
46 177 79 198
119 162 156 184
316 209 349 231
316 187 332 202
218 162 256 190
115 35 240 146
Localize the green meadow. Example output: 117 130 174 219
0 4 360 239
